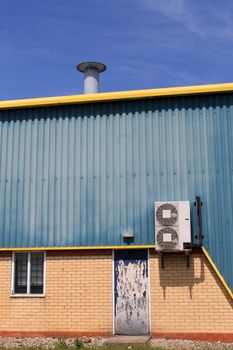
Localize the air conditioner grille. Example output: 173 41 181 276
157 227 179 249
156 203 178 226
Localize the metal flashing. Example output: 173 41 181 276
0 82 233 109
0 245 156 251
201 246 233 299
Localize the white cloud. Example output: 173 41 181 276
138 0 233 39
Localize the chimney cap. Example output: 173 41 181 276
76 62 106 73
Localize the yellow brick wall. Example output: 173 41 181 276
0 252 113 334
149 252 233 333
0 250 232 336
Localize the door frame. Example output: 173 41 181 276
112 248 151 335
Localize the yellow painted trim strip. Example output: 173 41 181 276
0 245 155 252
1 82 233 110
201 246 233 299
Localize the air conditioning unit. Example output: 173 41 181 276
155 201 191 251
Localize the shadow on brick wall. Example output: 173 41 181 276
158 253 205 299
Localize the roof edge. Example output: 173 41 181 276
1 82 233 110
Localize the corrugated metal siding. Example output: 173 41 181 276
0 94 233 289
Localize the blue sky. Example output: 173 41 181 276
1 0 233 100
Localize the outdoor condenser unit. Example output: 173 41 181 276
155 201 191 251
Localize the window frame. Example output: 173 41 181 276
11 251 46 297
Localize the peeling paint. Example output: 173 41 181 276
114 250 149 335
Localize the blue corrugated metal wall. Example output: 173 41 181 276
0 93 232 290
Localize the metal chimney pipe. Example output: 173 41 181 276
76 62 106 94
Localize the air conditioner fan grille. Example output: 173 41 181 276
156 203 178 226
157 227 179 249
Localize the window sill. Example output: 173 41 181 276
10 294 45 298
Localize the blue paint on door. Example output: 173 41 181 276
114 249 149 335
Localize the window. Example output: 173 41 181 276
12 252 45 296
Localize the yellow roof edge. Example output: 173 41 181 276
0 245 155 251
1 82 233 110
201 246 233 299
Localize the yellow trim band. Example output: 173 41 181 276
201 246 233 299
0 245 155 251
1 82 233 110
1 244 232 298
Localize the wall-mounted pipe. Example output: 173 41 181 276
195 196 203 245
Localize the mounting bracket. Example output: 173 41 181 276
157 249 192 269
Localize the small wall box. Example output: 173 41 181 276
122 231 134 238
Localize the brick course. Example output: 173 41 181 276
0 249 232 338
0 251 113 334
150 251 233 334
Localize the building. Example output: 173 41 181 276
0 63 232 341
